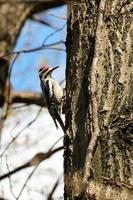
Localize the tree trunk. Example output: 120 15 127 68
64 1 133 199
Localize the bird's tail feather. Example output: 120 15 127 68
53 118 59 129
54 109 65 132
50 108 65 132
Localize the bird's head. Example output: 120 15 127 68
39 66 59 79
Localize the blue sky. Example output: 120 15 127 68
1 5 66 200
11 5 67 92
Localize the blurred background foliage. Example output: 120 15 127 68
0 3 66 200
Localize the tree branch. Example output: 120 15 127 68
6 155 18 200
29 0 65 16
1 80 65 107
0 146 63 181
10 91 44 106
47 176 61 200
30 16 55 28
0 40 65 58
1 108 42 157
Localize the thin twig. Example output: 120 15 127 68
9 54 20 80
17 164 39 200
17 155 63 199
0 38 65 59
6 155 17 200
49 136 64 151
0 146 63 181
59 78 65 86
50 13 67 20
42 23 66 45
0 108 42 157
47 174 62 200
44 46 65 51
30 16 55 28
8 121 20 139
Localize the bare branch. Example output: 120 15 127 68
29 1 65 16
1 83 65 107
1 108 42 157
59 78 65 86
49 136 64 151
50 13 67 20
47 176 61 200
17 165 39 200
10 91 44 106
0 23 66 59
0 146 63 181
0 40 65 59
42 24 66 45
6 155 17 200
16 139 63 199
30 16 55 28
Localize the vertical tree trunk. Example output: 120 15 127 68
64 1 133 199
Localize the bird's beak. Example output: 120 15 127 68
51 66 60 72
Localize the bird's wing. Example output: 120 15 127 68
41 80 58 128
40 79 65 131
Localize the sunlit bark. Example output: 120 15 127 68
65 1 133 199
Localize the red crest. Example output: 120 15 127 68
39 66 49 72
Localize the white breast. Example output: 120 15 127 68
46 78 63 104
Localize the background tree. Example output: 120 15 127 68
65 0 133 199
0 1 65 109
0 1 66 199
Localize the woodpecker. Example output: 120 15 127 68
39 66 65 132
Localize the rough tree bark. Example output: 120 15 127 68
64 0 133 199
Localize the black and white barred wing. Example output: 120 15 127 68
40 80 65 131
